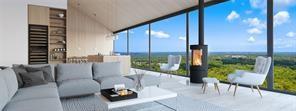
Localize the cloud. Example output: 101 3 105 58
275 0 296 9
145 30 170 38
245 10 253 14
226 11 240 21
286 32 296 37
274 11 290 26
178 36 186 41
243 18 265 29
275 37 296 49
249 0 266 9
249 0 267 14
247 28 262 34
247 36 256 43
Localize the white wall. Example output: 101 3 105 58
0 0 67 66
67 5 113 57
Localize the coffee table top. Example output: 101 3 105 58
97 86 177 109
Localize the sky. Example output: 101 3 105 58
115 0 296 53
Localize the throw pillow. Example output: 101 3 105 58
25 65 54 82
12 65 27 87
19 71 48 87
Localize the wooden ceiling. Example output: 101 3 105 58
69 0 215 32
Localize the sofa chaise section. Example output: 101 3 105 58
0 68 63 111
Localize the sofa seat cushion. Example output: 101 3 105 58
126 75 161 87
3 98 63 111
95 76 134 90
58 79 100 98
10 83 59 102
56 63 93 83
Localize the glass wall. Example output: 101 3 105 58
189 10 199 75
129 25 149 69
205 0 267 87
150 14 187 76
115 0 296 94
274 1 296 93
114 31 127 55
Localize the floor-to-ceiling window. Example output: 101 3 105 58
114 31 127 55
150 14 187 76
189 10 199 75
130 25 149 69
274 0 296 93
205 0 268 88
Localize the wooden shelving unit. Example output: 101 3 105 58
28 25 49 64
49 8 67 64
28 5 67 64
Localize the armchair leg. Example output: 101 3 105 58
227 83 232 91
233 83 239 96
256 85 263 98
251 85 254 92
215 83 220 95
201 83 204 89
203 83 207 94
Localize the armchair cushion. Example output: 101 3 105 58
233 72 267 85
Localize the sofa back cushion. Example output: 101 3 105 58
93 62 121 79
0 73 9 111
57 63 93 83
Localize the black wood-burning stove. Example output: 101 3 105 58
190 45 208 83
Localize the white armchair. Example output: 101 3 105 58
159 55 182 78
227 56 272 97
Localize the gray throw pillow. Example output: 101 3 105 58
19 71 48 87
25 65 54 82
12 65 26 87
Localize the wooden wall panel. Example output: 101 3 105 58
28 5 49 25
67 5 113 57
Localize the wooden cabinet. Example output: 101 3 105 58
28 5 49 25
28 5 67 64
88 55 131 75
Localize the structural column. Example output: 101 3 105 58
199 0 204 45
127 30 130 55
267 0 274 90
148 24 151 70
186 12 190 76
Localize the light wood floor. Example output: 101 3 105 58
132 69 296 111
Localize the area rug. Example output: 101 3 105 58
61 94 232 111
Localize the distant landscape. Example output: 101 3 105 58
118 52 296 93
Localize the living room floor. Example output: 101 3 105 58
131 69 296 111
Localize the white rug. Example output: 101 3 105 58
61 94 232 111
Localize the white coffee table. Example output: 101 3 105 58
98 86 178 111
